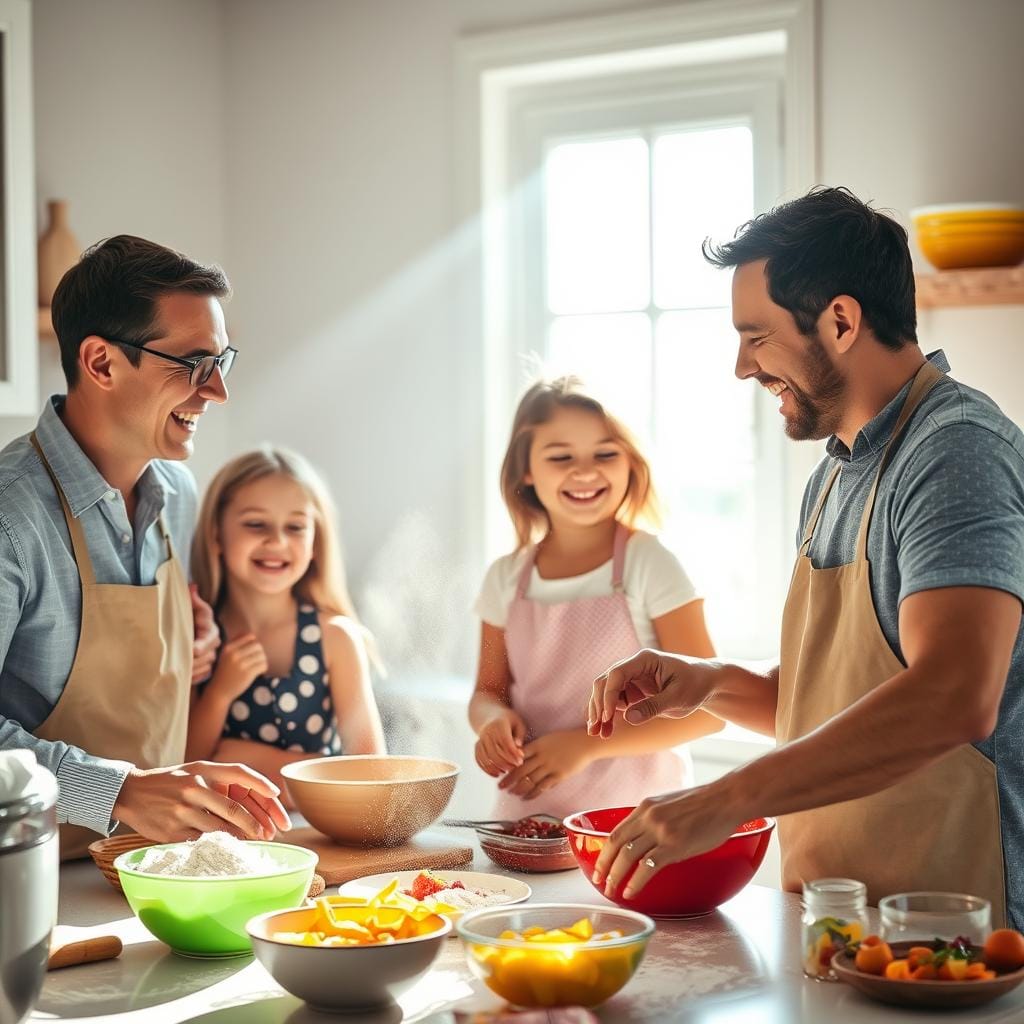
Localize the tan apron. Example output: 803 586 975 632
30 436 192 860
776 361 1007 926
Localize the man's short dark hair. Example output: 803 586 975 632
702 186 917 351
51 234 231 387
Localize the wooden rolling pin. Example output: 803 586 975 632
47 929 122 970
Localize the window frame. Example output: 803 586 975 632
455 0 819 657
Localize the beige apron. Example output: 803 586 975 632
776 361 1007 926
30 436 192 860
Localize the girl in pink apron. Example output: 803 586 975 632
471 377 723 821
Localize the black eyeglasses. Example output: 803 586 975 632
107 337 238 388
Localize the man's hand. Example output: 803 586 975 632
498 729 593 800
474 709 527 777
113 761 291 842
206 634 269 701
592 784 743 899
587 649 718 738
190 584 220 685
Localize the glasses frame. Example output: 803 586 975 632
106 336 237 388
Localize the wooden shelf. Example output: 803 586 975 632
916 266 1024 309
38 307 55 339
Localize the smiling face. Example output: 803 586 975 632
217 474 317 597
524 405 632 532
109 291 230 463
731 260 846 441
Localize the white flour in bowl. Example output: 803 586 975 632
424 887 514 911
135 831 280 877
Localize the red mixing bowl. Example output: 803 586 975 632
563 807 775 918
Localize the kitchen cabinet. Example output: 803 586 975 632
39 839 1024 1023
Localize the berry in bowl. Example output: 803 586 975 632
563 807 774 917
476 815 577 873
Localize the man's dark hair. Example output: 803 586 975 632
51 234 231 387
702 187 917 351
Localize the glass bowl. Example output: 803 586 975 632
456 902 654 1008
114 841 317 957
879 892 991 946
477 828 577 873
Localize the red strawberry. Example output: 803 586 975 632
409 870 448 901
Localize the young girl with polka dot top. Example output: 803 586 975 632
187 446 385 799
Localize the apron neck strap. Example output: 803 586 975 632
515 522 630 598
610 522 628 591
30 433 97 587
799 464 842 554
855 359 945 560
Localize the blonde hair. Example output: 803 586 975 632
192 445 381 668
499 376 663 549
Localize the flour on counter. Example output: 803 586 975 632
135 831 280 877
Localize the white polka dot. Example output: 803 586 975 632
322 697 330 710
298 654 320 675
287 721 296 731
278 692 298 713
298 680 315 698
306 713 324 734
300 623 322 643
252 685 273 706
230 700 250 721
288 743 305 752
259 723 280 742
300 604 315 614
240 731 251 740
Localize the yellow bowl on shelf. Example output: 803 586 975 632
911 204 1024 270
456 903 654 1008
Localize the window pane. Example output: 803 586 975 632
548 313 652 436
653 309 762 655
652 126 753 310
545 137 650 315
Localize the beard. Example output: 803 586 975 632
781 331 846 441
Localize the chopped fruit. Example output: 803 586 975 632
406 870 449 901
885 959 911 980
854 935 894 975
907 946 936 970
510 817 567 839
982 929 1024 973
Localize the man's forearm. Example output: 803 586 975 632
715 663 977 822
704 662 779 736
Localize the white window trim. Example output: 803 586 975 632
455 0 819 635
0 0 38 416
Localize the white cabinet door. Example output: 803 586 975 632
0 0 36 416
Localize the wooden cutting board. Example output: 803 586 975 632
279 827 473 886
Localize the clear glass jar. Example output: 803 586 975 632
802 878 868 981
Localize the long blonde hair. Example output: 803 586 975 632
499 376 663 549
192 445 380 667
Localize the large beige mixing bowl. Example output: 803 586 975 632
281 755 459 846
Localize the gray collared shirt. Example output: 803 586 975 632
0 396 197 834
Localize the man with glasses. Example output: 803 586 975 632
0 235 289 856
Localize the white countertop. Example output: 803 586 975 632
36 836 1024 1024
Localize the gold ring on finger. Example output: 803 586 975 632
644 856 656 869
625 841 635 851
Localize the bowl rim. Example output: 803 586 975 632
911 203 1024 218
562 808 776 839
281 754 460 785
455 901 655 949
245 904 453 947
113 840 318 881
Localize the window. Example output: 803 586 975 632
459 0 817 659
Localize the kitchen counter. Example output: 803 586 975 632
37 838 1024 1024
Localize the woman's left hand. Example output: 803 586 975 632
592 784 742 899
498 730 593 800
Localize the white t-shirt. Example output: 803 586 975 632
474 531 699 649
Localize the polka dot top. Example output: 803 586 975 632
219 604 340 754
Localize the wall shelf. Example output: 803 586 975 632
916 266 1024 309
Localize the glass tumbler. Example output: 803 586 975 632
879 892 991 946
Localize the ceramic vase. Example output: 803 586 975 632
37 200 80 308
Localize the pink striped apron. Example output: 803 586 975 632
496 524 690 820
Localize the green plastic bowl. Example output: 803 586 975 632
114 841 317 957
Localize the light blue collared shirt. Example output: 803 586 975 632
0 396 197 834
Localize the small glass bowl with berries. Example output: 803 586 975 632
479 815 577 874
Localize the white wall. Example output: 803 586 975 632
4 0 1023 665
1 0 229 481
